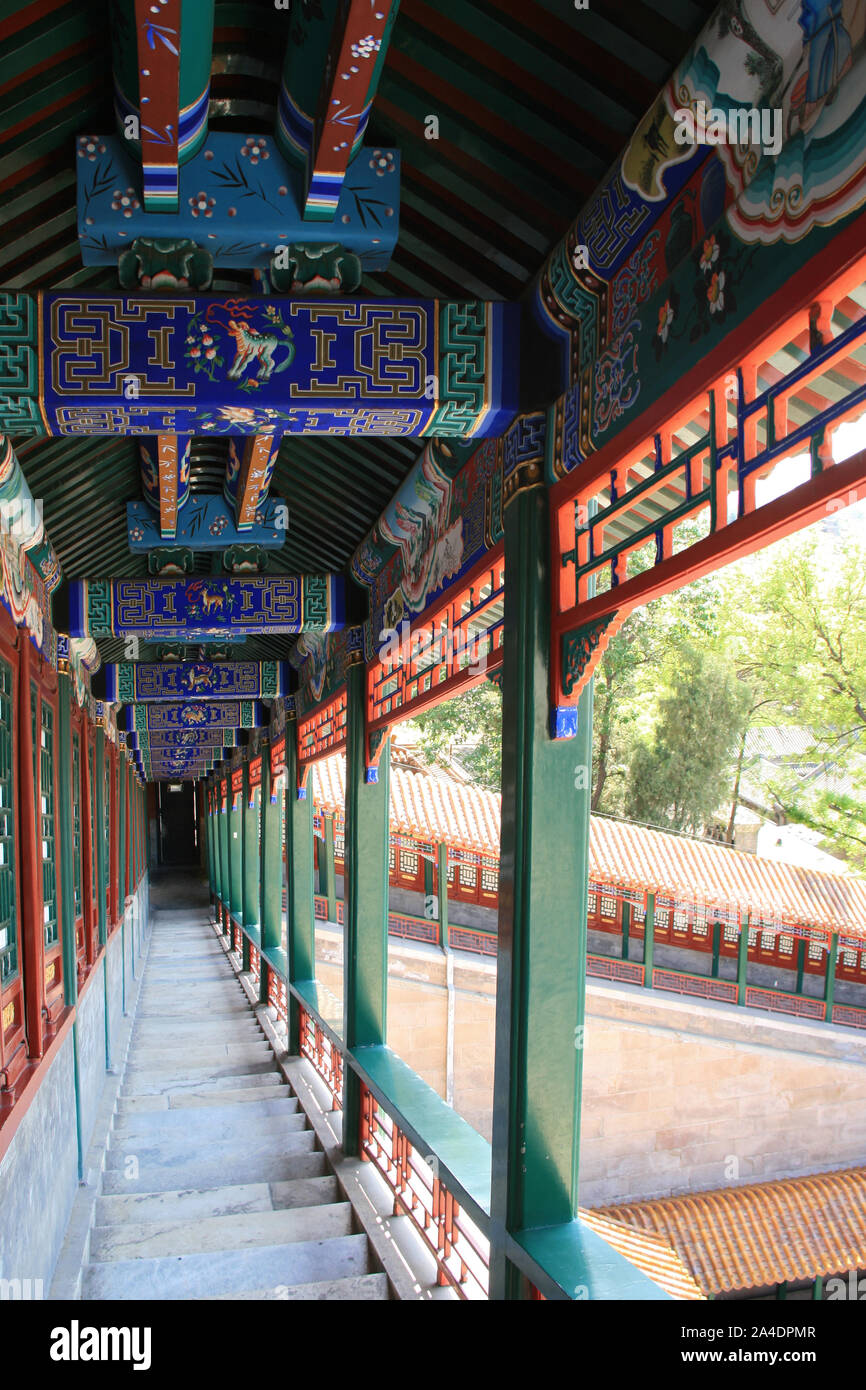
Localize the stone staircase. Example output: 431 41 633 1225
79 906 390 1301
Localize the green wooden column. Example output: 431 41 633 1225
260 746 283 1006
824 932 838 1022
342 660 391 1158
437 842 449 951
57 676 77 1007
796 937 807 995
207 778 219 906
285 713 316 1054
94 731 107 947
321 813 337 923
241 758 260 972
57 673 84 1178
221 772 231 936
489 476 594 1300
229 766 243 935
711 919 722 977
737 912 750 1005
621 900 631 961
643 892 655 986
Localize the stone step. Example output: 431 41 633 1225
130 1023 264 1046
116 1080 293 1114
127 1040 273 1066
96 1174 337 1227
100 1141 323 1195
121 1061 279 1095
206 1274 390 1301
135 1005 252 1019
106 1111 308 1164
90 1201 354 1262
112 1094 299 1140
81 1233 373 1300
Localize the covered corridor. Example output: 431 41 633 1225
1 0 866 1313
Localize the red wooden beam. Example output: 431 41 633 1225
556 444 866 639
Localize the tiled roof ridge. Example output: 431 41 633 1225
594 1164 866 1296
310 754 866 934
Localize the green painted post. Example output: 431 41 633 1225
242 758 260 972
737 912 750 1005
812 1277 823 1301
437 842 449 951
796 938 807 995
423 855 435 907
824 932 838 1022
207 777 219 907
229 766 243 938
489 476 594 1300
260 746 282 1006
322 813 337 923
711 919 722 977
621 899 631 961
118 751 127 1014
776 1281 788 1300
342 660 391 1158
643 892 655 987
95 730 111 1069
57 674 84 1178
284 713 316 1054
221 771 231 937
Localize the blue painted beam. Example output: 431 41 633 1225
127 494 287 552
126 700 262 732
33 294 517 440
77 132 399 272
69 574 343 641
106 659 289 702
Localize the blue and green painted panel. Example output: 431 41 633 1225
126 493 287 552
69 574 342 640
126 700 261 732
106 659 289 703
2 294 516 440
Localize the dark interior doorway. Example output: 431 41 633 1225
157 782 198 866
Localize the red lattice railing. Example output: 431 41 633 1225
232 924 241 954
360 1083 489 1299
448 927 497 957
298 1004 343 1108
388 912 438 947
745 986 825 1020
832 1003 866 1031
268 968 287 1022
587 954 644 986
652 969 738 1003
249 942 261 983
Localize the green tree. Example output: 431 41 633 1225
411 681 503 791
731 529 866 866
625 643 751 833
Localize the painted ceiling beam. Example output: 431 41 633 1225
78 133 398 280
275 0 401 221
138 436 191 541
106 659 290 703
225 434 282 532
3 293 517 441
126 494 287 552
110 0 214 213
126 700 262 732
127 733 234 756
68 574 342 642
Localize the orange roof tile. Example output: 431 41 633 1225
578 1209 705 1299
594 1166 866 1295
310 755 866 938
